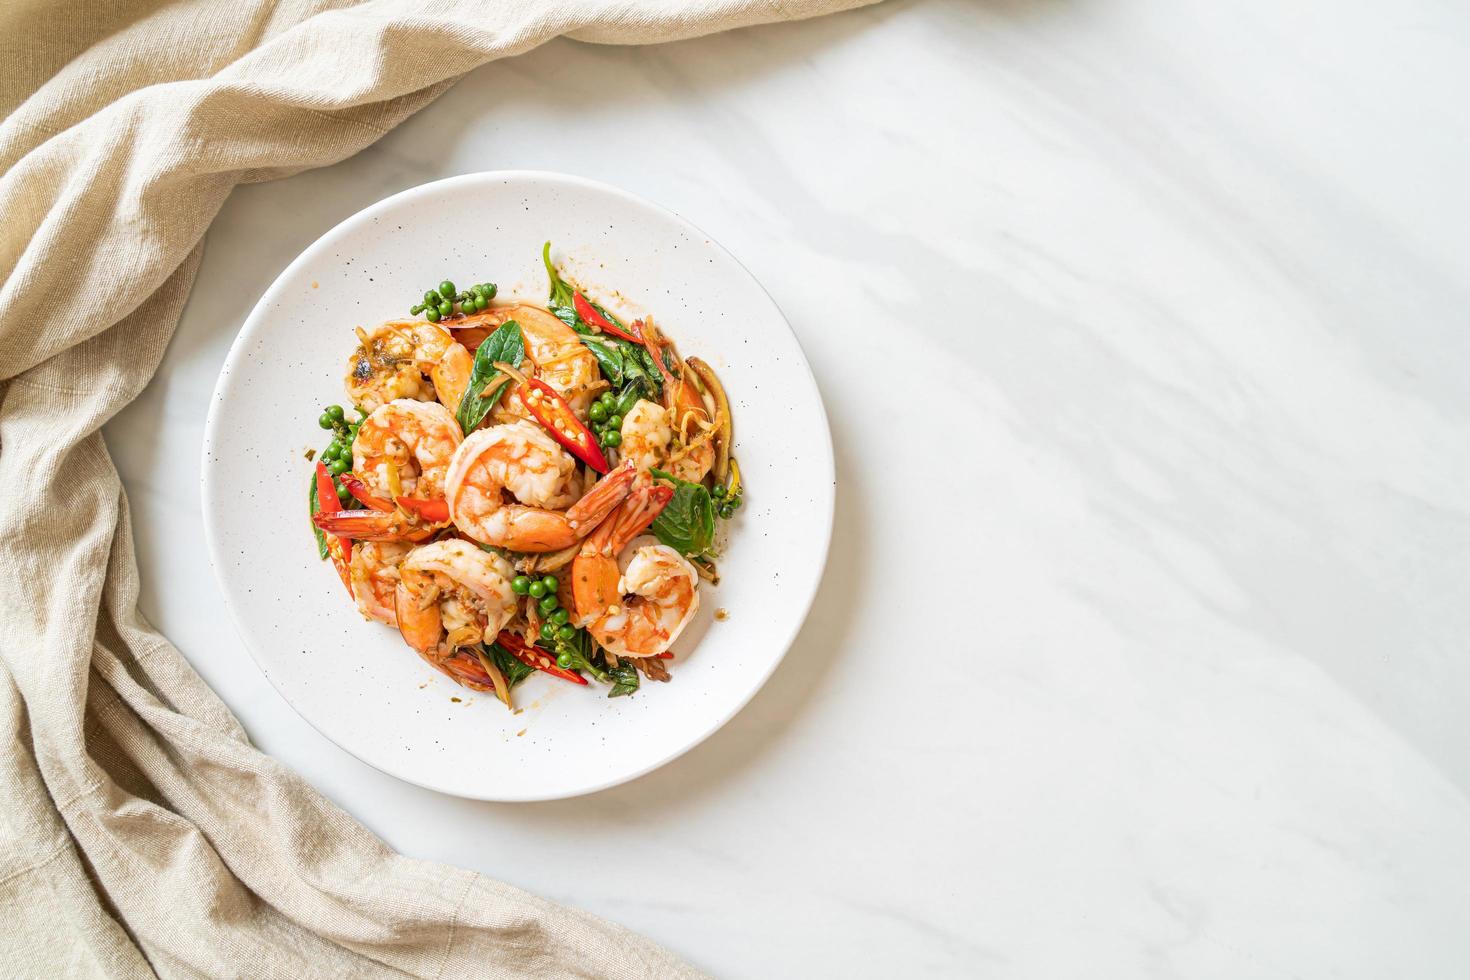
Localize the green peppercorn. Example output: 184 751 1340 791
606 414 623 430
603 431 622 448
711 484 726 499
538 595 559 616
425 306 441 323
437 301 451 318
473 294 488 312
719 503 735 519
528 581 547 599
424 290 439 306
511 575 531 595
729 495 742 509
317 413 333 430
336 483 352 504
598 392 617 410
556 624 576 642
325 405 344 422
541 621 557 641
556 651 574 669
541 575 559 593
438 280 456 299
328 457 350 476
325 440 342 459
549 608 570 625
588 403 608 423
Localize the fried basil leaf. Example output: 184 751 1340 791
649 468 716 559
455 321 524 434
608 662 640 698
488 642 536 688
309 471 328 560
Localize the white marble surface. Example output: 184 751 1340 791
106 0 1470 975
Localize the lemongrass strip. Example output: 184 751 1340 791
531 543 579 573
445 625 480 649
686 358 731 484
472 646 512 708
477 372 507 398
494 361 530 386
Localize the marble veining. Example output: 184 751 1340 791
106 0 1470 975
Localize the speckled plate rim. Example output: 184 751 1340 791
200 170 835 801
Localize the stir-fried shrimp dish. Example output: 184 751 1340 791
308 244 743 707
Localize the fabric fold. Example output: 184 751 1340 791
0 0 874 974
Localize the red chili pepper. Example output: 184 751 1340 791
314 462 353 595
338 472 393 511
394 495 449 523
496 631 588 685
521 378 609 474
638 318 680 389
574 292 639 342
656 652 674 660
341 473 447 525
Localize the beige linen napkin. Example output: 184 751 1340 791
0 1 870 975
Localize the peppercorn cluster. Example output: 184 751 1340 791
410 280 497 322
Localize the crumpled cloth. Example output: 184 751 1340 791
0 0 870 975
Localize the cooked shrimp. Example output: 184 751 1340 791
348 540 413 625
620 320 716 482
572 482 698 658
618 398 715 484
352 399 462 504
345 320 469 412
446 424 637 552
618 399 672 474
453 305 601 418
430 341 474 413
394 540 518 689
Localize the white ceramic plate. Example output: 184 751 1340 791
202 171 834 801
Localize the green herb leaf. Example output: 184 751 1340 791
608 663 640 698
649 468 717 559
544 242 661 398
613 384 645 417
580 334 661 400
309 471 328 560
455 321 524 434
488 642 535 688
543 241 576 310
549 303 586 335
579 334 626 383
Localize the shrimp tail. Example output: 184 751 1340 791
630 483 675 538
314 509 432 542
590 481 674 558
411 643 497 692
566 458 637 532
438 647 498 692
